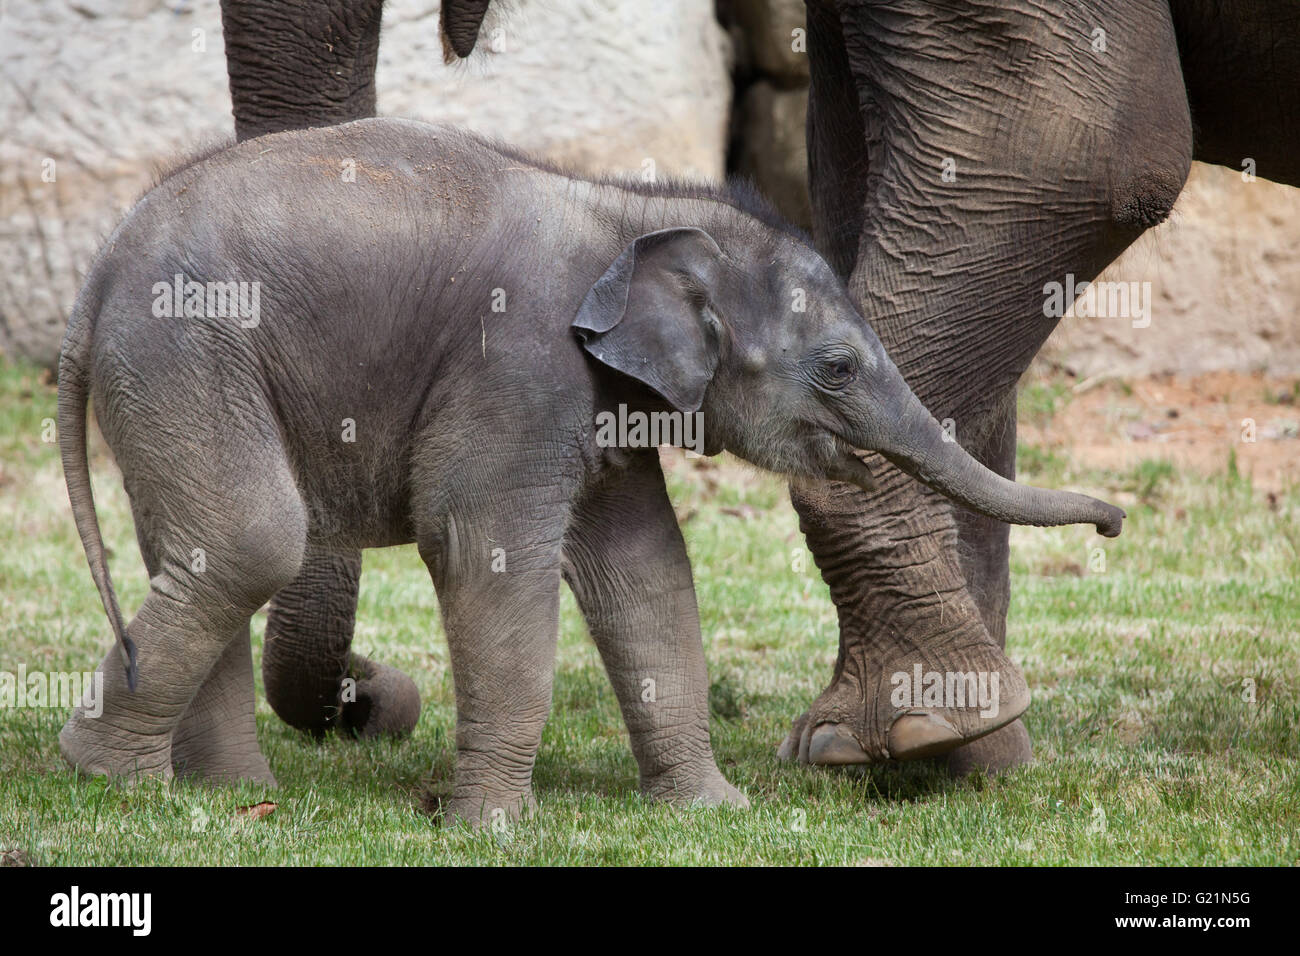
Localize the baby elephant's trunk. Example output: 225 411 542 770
866 367 1125 537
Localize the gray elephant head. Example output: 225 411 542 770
572 225 1124 536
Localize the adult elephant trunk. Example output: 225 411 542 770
441 0 494 60
262 546 421 739
865 368 1124 537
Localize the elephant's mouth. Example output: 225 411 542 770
823 434 877 491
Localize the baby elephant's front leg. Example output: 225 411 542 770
422 516 563 829
565 457 748 809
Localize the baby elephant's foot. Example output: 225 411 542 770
444 786 536 830
170 733 277 787
644 763 750 809
169 635 277 785
59 709 173 783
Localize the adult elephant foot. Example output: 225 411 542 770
262 545 421 739
779 472 1031 765
776 636 1029 765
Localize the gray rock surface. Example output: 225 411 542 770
1 0 231 366
735 81 810 230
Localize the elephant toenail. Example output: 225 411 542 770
886 712 963 760
807 722 871 765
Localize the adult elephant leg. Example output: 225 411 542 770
262 544 420 738
945 395 1033 775
778 1 1030 764
782 464 1030 763
781 391 1033 768
784 0 1192 766
220 0 386 141
221 0 494 141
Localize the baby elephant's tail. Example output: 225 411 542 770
58 293 137 691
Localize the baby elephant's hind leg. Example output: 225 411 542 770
117 511 275 785
60 434 306 785
171 624 275 785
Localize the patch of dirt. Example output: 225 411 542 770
1022 371 1300 494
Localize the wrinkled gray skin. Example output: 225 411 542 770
780 0 1300 770
219 0 494 739
58 119 1121 824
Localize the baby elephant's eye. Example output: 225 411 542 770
819 355 857 389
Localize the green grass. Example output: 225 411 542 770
1 355 1296 865
1018 377 1075 431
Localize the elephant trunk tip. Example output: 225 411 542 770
1096 504 1126 538
440 1 493 62
440 30 473 63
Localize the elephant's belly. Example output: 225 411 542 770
290 456 417 550
299 496 416 550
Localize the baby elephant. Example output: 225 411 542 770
58 118 1123 824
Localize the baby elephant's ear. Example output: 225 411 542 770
572 227 725 413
